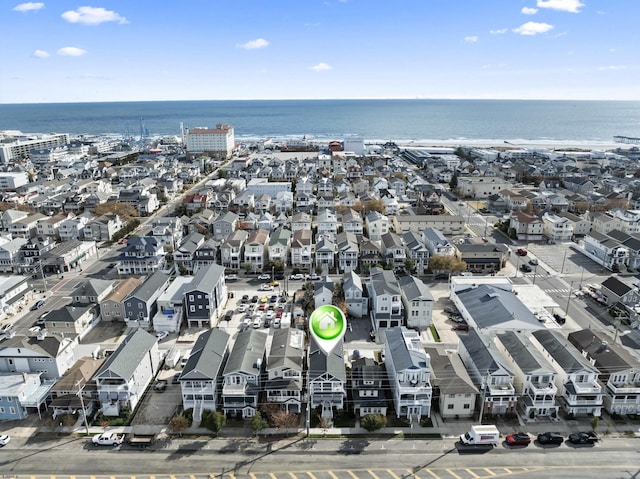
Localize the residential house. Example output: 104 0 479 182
36 214 67 240
336 232 359 273
152 276 190 333
183 263 227 329
48 357 105 418
341 208 364 235
426 346 478 420
71 279 113 305
367 267 404 341
455 243 510 274
244 229 269 273
315 237 336 274
568 329 640 415
403 231 429 275
495 331 559 418
213 211 238 241
541 212 574 242
393 215 465 236
265 328 305 413
509 211 544 242
423 228 456 257
343 270 368 319
150 216 183 249
317 209 338 239
458 330 517 416
456 177 511 199
599 275 640 307
220 230 248 270
117 236 166 276
100 277 144 322
1 209 28 231
10 213 46 239
385 327 432 419
0 237 27 273
180 328 230 422
192 238 220 271
381 232 406 271
308 336 346 422
359 239 381 271
365 211 390 242
290 229 314 272
94 329 160 416
351 357 388 417
268 227 291 265
291 212 312 232
398 275 434 331
0 334 75 380
82 214 123 242
530 329 603 417
172 232 206 274
583 230 630 271
557 211 591 236
0 373 51 421
123 271 170 329
221 329 267 418
41 304 99 340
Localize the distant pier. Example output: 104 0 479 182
614 135 640 144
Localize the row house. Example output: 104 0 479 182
568 329 640 415
117 236 166 276
509 211 544 242
179 328 230 424
222 329 267 418
265 328 305 413
351 357 388 417
268 227 291 265
530 329 603 417
384 327 432 420
589 209 640 235
403 231 430 276
172 232 206 274
495 331 560 418
422 227 456 257
393 215 465 236
336 232 358 273
398 275 434 331
343 270 368 318
308 336 346 422
10 212 46 239
583 230 630 271
381 232 406 271
82 214 123 242
315 237 335 273
291 212 312 232
123 271 170 329
213 211 238 240
541 212 574 242
458 330 518 416
367 267 404 341
290 229 313 272
152 275 189 333
221 230 248 269
0 238 27 273
183 263 227 329
244 229 269 272
100 277 144 322
365 211 390 242
426 346 479 420
341 208 363 235
94 329 160 416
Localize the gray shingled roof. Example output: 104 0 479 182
426 346 478 395
459 330 514 376
128 271 169 303
187 262 225 294
385 327 429 373
456 284 541 330
223 329 267 376
308 336 346 382
398 275 434 302
568 329 636 380
72 279 113 299
496 331 554 375
181 328 230 380
95 329 157 380
267 328 305 372
531 329 597 374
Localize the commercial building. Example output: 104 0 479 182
186 124 234 159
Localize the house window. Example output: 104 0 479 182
463 404 470 409
0 407 4 413
9 407 16 414
190 306 195 312
447 404 454 410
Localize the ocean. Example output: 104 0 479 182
1 99 640 144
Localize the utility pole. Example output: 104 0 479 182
77 380 90 435
565 280 575 316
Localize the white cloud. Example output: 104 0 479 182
489 28 508 34
310 62 332 72
13 2 44 12
238 38 269 50
513 21 554 35
536 0 584 13
33 49 49 58
598 65 627 71
57 46 87 56
464 36 479 43
61 6 128 25
521 7 538 14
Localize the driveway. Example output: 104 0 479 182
130 369 182 428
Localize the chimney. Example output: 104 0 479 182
22 372 28 383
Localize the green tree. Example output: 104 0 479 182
404 258 416 273
251 411 269 435
244 263 254 274
201 410 226 435
270 410 299 436
590 416 600 433
169 414 190 437
449 172 458 191
360 413 387 432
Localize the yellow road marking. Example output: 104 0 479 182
465 469 480 478
328 472 340 479
289 473 299 479
503 469 512 474
270 474 278 479
368 470 381 479
228 474 237 479
422 470 441 479
483 468 497 476
347 471 360 479
388 470 401 479
307 473 319 479
446 469 462 479
249 474 257 479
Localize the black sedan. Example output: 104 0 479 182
505 432 531 446
568 432 598 445
520 264 533 273
537 432 564 445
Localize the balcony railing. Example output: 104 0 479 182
529 382 558 395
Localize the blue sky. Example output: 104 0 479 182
1 0 639 103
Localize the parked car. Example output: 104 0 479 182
269 280 280 287
241 294 249 303
505 432 531 446
0 323 13 335
0 434 10 446
568 432 598 445
529 258 538 266
172 373 181 384
153 379 168 392
453 322 470 331
252 317 262 329
306 273 321 281
258 284 274 291
290 273 304 280
274 272 285 280
434 273 449 281
28 326 41 334
553 312 566 325
258 273 271 280
251 295 259 303
238 304 247 313
30 299 45 311
520 264 533 272
155 331 169 341
444 305 458 315
537 432 564 445
270 295 278 303
225 274 238 281
517 248 528 256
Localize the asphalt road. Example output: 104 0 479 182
0 435 638 478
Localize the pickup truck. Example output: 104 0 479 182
92 432 124 446
127 434 155 448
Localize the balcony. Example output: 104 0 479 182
488 383 516 396
529 381 558 396
570 382 602 395
606 382 640 395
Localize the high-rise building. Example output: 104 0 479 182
185 123 234 159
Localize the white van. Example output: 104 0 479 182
180 348 192 368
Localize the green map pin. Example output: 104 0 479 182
309 304 346 354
